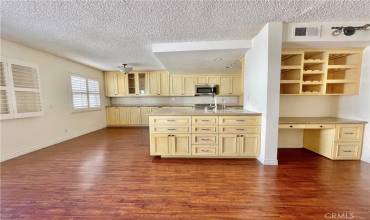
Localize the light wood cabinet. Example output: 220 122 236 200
170 75 184 96
149 114 261 158
106 107 120 126
150 134 171 155
239 134 260 157
183 76 196 95
219 76 241 95
105 72 126 97
105 72 242 97
140 107 151 125
171 134 191 156
219 134 239 156
150 134 191 156
280 48 363 95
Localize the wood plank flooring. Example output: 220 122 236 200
1 128 370 219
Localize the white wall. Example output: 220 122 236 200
284 22 370 47
0 40 107 162
337 46 370 163
244 22 282 165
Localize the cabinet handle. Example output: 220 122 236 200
289 125 293 128
343 150 353 153
201 120 210 122
200 149 211 152
167 128 176 131
240 135 244 137
201 128 211 131
167 120 175 122
236 128 245 131
236 120 245 122
320 125 323 128
344 132 354 135
201 138 211 141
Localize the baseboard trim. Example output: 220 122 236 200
257 158 279 165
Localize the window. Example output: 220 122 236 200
0 58 42 120
71 74 101 111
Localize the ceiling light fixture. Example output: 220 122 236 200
118 64 133 74
331 24 370 36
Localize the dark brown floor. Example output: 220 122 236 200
1 128 370 219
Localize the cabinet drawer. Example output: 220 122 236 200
192 134 218 145
334 142 361 159
192 145 218 156
219 126 260 134
192 116 218 125
279 124 306 129
304 124 335 129
219 116 261 125
336 124 363 141
192 126 218 133
151 126 190 133
149 116 191 126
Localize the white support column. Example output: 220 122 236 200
243 22 283 165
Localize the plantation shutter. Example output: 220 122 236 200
10 63 42 114
71 75 88 109
87 79 101 108
0 60 11 117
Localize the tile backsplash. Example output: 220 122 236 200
111 96 239 106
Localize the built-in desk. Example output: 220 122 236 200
279 117 366 160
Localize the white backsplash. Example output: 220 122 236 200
111 96 239 106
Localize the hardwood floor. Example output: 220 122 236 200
1 128 369 219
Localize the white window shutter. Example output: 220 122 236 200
0 60 13 119
9 61 42 117
71 75 88 109
87 79 101 108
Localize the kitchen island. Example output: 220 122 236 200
148 108 262 158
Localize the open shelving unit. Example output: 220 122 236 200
280 49 362 96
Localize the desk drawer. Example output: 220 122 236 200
192 116 218 125
192 145 218 156
334 142 361 159
304 124 335 129
279 124 306 129
336 124 363 141
151 126 190 133
220 126 260 134
219 116 260 125
150 116 191 126
192 134 218 145
192 126 218 133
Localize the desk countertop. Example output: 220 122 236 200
279 117 367 124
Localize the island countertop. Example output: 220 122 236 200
280 117 367 124
148 108 261 116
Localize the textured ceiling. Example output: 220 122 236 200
1 0 370 71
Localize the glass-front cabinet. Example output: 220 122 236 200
127 72 149 95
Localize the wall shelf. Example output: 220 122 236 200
280 48 363 96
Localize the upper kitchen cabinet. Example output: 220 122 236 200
105 72 242 97
280 48 363 96
127 72 150 96
105 72 126 97
219 76 241 96
148 71 170 96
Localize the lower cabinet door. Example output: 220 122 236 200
171 134 191 156
150 134 170 156
334 142 361 160
219 134 239 156
107 107 119 126
239 134 260 157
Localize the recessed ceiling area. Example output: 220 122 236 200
1 0 370 71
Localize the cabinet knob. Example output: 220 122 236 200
289 125 293 128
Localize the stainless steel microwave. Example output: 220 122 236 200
195 84 218 96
